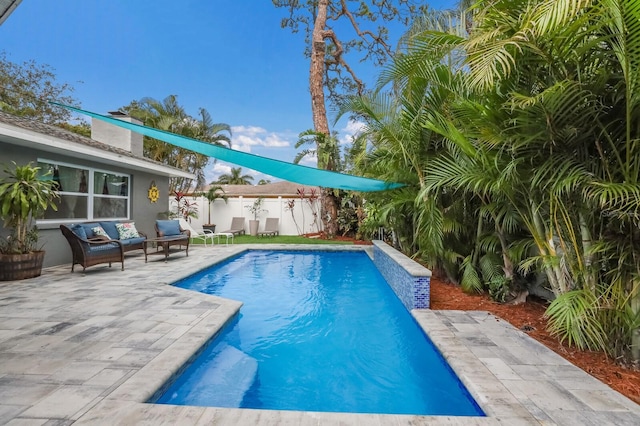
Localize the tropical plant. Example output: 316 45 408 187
457 0 640 359
342 0 640 360
170 191 198 221
0 162 59 254
215 167 254 185
305 187 321 233
294 130 341 171
123 95 231 193
336 8 475 280
337 191 364 238
202 185 227 225
285 198 302 235
296 188 307 233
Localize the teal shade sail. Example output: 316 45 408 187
51 103 404 192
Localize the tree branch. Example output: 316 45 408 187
322 29 364 95
340 0 394 58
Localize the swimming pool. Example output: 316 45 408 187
155 250 484 416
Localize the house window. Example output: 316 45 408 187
37 160 130 222
93 171 129 219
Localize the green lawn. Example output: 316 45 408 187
190 234 353 245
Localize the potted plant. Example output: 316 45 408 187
0 161 59 281
246 197 267 236
202 185 227 233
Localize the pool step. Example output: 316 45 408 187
176 344 258 407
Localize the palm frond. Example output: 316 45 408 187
545 289 607 351
460 254 483 293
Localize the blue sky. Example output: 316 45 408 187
1 0 455 183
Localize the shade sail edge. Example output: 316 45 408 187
51 102 405 192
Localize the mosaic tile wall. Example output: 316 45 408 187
372 243 431 310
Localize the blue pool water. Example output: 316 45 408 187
156 250 484 416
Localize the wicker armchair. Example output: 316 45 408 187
60 224 125 272
153 220 190 254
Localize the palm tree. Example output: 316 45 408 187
202 185 227 227
458 0 640 357
338 4 500 289
215 167 254 185
394 0 640 355
293 130 342 171
340 0 640 359
123 95 231 193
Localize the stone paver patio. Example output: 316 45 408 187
0 244 638 425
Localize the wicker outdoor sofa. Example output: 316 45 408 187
60 221 147 272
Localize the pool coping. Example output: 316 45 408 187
0 243 638 425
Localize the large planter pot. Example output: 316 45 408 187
249 220 259 236
0 251 45 281
202 224 216 233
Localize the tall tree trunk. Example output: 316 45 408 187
310 0 329 136
310 0 339 237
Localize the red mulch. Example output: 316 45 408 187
308 232 373 245
430 275 640 404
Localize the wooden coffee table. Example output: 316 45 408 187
143 235 189 262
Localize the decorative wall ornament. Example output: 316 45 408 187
148 181 160 203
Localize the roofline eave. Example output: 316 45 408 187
0 124 195 179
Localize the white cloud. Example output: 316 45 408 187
204 162 232 185
343 119 366 135
212 162 232 174
232 125 265 136
338 119 366 145
298 152 317 167
230 125 290 152
203 125 299 184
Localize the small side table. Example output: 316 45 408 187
212 232 234 245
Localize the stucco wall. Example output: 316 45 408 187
0 143 171 268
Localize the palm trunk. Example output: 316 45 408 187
496 223 514 280
480 194 515 281
529 200 567 295
579 211 596 292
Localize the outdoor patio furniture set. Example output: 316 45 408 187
60 216 280 273
61 219 190 272
60 220 148 272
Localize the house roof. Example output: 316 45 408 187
205 181 320 197
0 0 21 25
0 110 194 179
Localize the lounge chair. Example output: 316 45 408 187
222 217 246 236
178 218 216 247
60 224 125 272
257 217 279 237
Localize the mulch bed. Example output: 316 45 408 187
309 232 373 245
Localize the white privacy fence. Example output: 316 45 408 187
169 196 324 236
